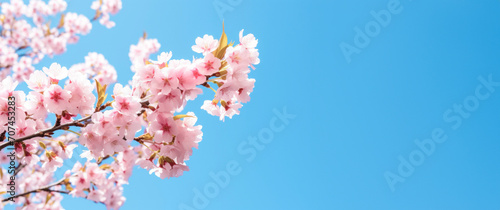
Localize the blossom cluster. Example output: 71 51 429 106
69 52 118 85
0 26 259 209
0 0 122 81
91 0 122 28
200 30 260 121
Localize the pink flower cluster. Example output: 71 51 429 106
67 151 133 209
91 0 122 28
0 22 259 210
69 52 118 85
129 37 160 71
201 30 260 121
0 0 121 82
0 77 21 136
24 63 96 116
0 133 78 209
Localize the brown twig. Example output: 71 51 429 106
2 177 68 202
0 115 92 151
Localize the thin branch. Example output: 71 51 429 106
2 177 67 202
0 115 91 151
15 46 27 52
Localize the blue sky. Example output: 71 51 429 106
7 0 500 209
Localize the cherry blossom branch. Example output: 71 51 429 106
0 98 151 151
0 115 91 151
2 177 68 202
0 17 260 208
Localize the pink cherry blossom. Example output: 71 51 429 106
59 143 77 159
129 37 160 71
192 35 219 54
14 119 36 138
91 0 122 28
196 53 222 75
26 70 49 92
42 62 68 82
48 0 67 15
43 84 70 115
112 95 141 116
24 91 48 119
69 52 117 85
225 45 251 68
65 70 96 116
64 12 92 35
201 99 242 121
69 171 90 191
0 10 261 208
42 153 64 172
150 67 179 95
154 51 172 68
149 113 179 143
178 66 206 90
239 29 258 49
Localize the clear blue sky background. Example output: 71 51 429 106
7 0 500 209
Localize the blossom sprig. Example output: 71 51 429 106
0 23 260 209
